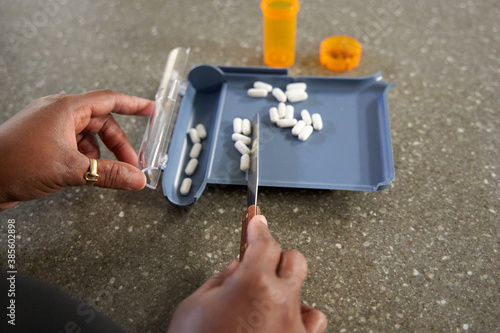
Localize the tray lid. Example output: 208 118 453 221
138 47 190 189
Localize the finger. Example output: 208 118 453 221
277 250 308 290
301 304 327 333
0 202 19 211
63 152 145 190
196 261 240 293
72 90 154 133
77 133 100 159
84 114 137 166
93 159 146 190
77 90 155 116
240 215 282 274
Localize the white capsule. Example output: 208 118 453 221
272 87 287 103
286 82 307 91
285 105 294 119
298 125 314 141
180 178 192 196
190 143 202 159
189 128 200 144
278 102 286 118
235 140 250 155
286 90 308 103
269 107 279 123
253 81 273 92
185 158 198 176
247 88 268 98
291 120 306 136
301 109 312 126
242 118 252 135
233 117 242 134
195 124 207 140
277 118 297 128
240 153 250 172
311 113 323 131
232 133 252 145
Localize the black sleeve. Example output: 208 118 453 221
1 270 126 333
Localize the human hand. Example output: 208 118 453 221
167 215 327 333
0 90 154 210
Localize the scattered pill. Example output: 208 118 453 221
278 102 286 118
235 140 250 155
291 120 306 136
233 117 242 134
272 87 287 103
190 143 202 159
232 133 252 145
180 178 192 195
189 128 200 144
286 82 307 91
185 158 199 176
286 90 308 103
285 105 294 119
240 153 250 171
253 81 273 92
195 123 207 139
301 109 312 126
298 125 314 141
312 113 323 130
277 118 297 128
247 88 268 98
269 107 279 123
242 118 252 135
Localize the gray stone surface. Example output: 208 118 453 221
0 0 499 332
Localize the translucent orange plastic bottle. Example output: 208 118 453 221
260 0 300 68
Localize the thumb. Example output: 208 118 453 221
94 159 147 190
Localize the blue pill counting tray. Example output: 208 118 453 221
139 48 395 206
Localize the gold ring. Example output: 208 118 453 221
84 158 99 186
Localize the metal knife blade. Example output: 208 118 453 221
247 113 260 212
239 113 260 261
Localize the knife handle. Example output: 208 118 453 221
239 205 261 262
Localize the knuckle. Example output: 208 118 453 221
251 237 281 255
241 274 273 296
101 163 124 188
286 249 307 268
94 89 117 99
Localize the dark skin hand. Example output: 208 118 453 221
168 215 328 333
1 90 327 332
0 90 154 211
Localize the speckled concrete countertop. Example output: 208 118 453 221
1 1 499 332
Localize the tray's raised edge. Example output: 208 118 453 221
376 80 396 191
218 66 289 76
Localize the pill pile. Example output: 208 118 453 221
271 105 323 141
266 81 322 141
180 123 207 196
247 81 309 104
232 117 253 172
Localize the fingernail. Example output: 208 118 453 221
128 172 146 190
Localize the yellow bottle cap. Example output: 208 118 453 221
319 36 362 72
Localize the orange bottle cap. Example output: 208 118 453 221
319 36 362 72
